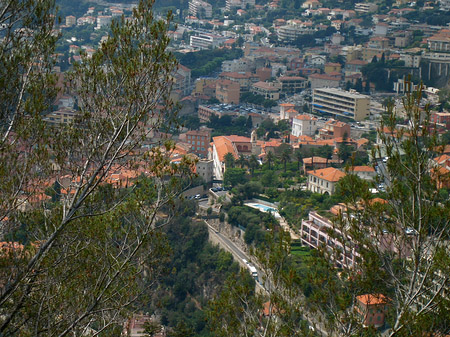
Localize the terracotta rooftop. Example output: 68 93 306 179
294 114 317 121
356 294 389 306
350 165 375 172
307 167 346 182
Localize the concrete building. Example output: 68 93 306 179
45 108 79 125
226 0 255 11
345 59 368 76
306 167 346 195
196 159 214 183
251 81 281 100
291 114 318 137
216 79 240 104
427 30 450 52
278 76 307 94
300 210 359 268
186 129 211 158
277 21 316 42
308 73 341 90
190 33 227 50
312 88 370 121
354 2 378 13
356 294 389 328
324 62 341 74
319 119 351 139
222 58 254 73
348 166 376 180
431 112 450 128
189 0 212 18
65 15 76 27
279 103 296 120
96 15 112 29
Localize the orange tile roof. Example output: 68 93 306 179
225 135 251 143
212 136 238 161
433 154 450 165
303 156 329 164
351 165 375 172
356 294 389 306
294 114 317 121
307 167 346 182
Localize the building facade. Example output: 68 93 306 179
186 129 211 158
291 114 318 137
300 211 359 268
306 167 346 194
312 88 370 121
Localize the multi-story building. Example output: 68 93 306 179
348 166 377 180
356 294 389 328
427 30 450 52
439 0 450 11
65 15 76 26
190 33 227 50
225 0 255 11
220 72 258 92
319 119 351 139
306 167 346 195
354 2 378 13
45 108 79 125
312 88 370 121
96 15 112 29
277 20 316 42
300 210 359 268
216 79 240 104
186 129 211 158
172 65 192 97
291 115 318 137
278 76 307 94
308 73 341 90
222 58 254 73
188 0 212 18
251 82 281 100
198 105 217 123
431 112 450 128
345 59 368 76
196 159 214 183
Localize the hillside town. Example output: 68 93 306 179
2 0 450 335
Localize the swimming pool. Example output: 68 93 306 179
245 202 281 218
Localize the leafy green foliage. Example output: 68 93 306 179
175 48 243 79
146 216 240 336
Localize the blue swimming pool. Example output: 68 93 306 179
245 203 281 218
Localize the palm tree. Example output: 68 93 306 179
237 154 247 169
280 147 292 172
294 148 303 172
265 151 275 170
223 152 235 169
248 155 259 176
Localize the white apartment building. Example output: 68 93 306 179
96 15 112 29
307 167 346 195
226 0 255 11
300 211 360 268
189 0 212 18
312 88 370 121
190 33 227 50
277 21 316 42
222 58 253 73
291 114 318 137
354 3 378 13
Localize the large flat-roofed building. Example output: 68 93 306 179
190 33 227 50
312 88 370 121
189 0 212 18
